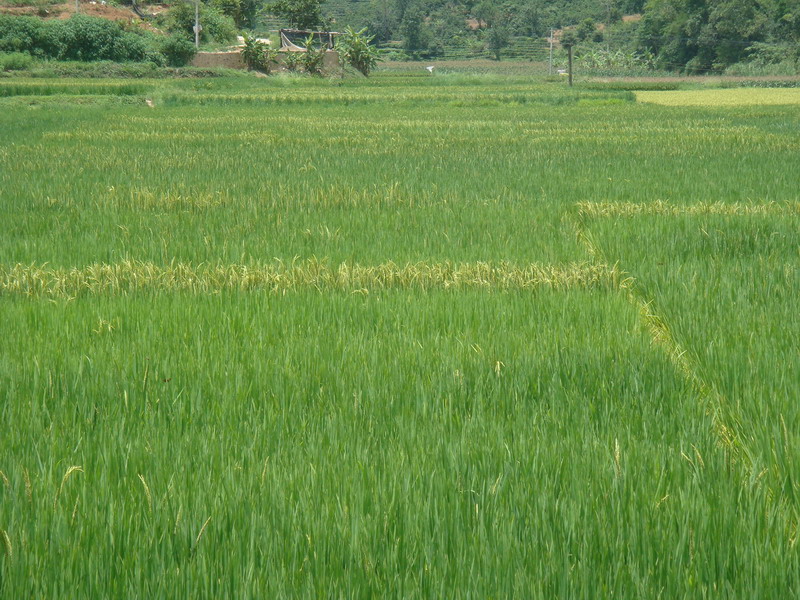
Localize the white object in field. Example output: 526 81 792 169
426 66 435 73
557 69 567 75
145 99 154 108
237 35 269 44
280 31 306 51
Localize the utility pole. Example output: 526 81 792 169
568 44 573 86
560 31 576 87
193 0 201 49
548 29 553 75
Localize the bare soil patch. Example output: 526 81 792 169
1 2 139 21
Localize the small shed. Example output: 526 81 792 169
279 29 340 51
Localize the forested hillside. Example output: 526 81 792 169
639 0 800 72
324 0 645 38
2 0 798 73
316 0 798 72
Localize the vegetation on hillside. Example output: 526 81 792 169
638 0 800 73
1 0 798 73
0 13 197 65
251 0 797 73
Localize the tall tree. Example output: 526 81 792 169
515 0 545 37
399 4 430 56
473 0 498 28
368 0 397 42
267 0 325 29
486 24 510 59
639 0 773 71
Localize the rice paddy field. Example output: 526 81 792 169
1 72 799 597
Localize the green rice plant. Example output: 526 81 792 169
0 51 33 71
1 72 800 597
0 529 11 561
3 290 796 597
583 210 800 516
580 80 683 91
0 79 152 96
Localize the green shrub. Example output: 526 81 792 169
580 80 681 91
381 50 409 62
336 26 381 76
724 61 800 77
0 15 48 56
0 15 162 63
160 34 196 67
240 32 277 73
211 0 259 29
57 15 151 62
576 18 596 42
299 34 325 75
577 48 656 74
199 7 237 44
0 51 34 71
163 3 237 45
486 25 510 60
282 50 302 72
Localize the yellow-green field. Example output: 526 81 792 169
636 87 800 106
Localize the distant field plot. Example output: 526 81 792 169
636 88 800 106
0 79 152 97
2 81 799 268
1 74 800 597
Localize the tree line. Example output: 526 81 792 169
273 0 799 71
120 0 798 72
639 0 800 72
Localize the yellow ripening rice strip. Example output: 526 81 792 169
636 88 800 106
577 200 800 218
0 260 619 298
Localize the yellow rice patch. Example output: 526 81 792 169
577 200 800 217
0 260 619 297
636 88 800 107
